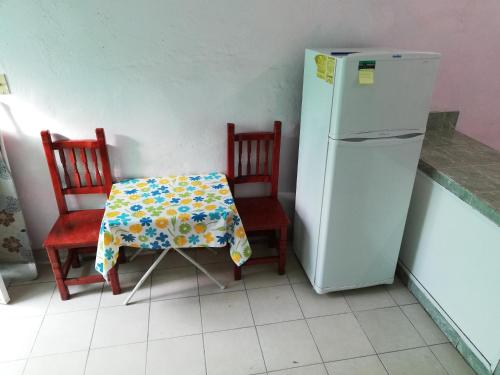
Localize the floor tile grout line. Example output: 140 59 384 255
82 282 105 375
19 282 56 375
289 283 326 365
244 285 268 374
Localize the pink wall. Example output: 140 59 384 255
380 0 500 150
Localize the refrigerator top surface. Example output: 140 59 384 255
310 48 440 60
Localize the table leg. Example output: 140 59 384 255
174 248 226 290
123 248 170 305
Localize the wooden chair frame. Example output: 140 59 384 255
227 121 289 280
41 128 120 300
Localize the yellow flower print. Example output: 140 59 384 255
174 187 185 193
113 236 121 246
193 202 203 209
219 189 229 195
231 252 242 263
155 217 168 228
204 233 215 243
174 235 187 246
167 209 177 216
194 223 207 233
103 232 113 246
179 176 187 182
194 190 204 196
129 224 142 234
133 211 146 218
143 197 154 204
106 211 120 218
159 178 169 184
205 204 216 211
178 213 190 221
165 193 174 199
191 180 201 186
235 227 245 239
137 182 147 188
180 198 192 205
200 185 209 190
129 194 140 201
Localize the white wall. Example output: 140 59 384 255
1 0 500 248
401 171 500 371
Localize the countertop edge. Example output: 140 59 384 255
418 159 500 226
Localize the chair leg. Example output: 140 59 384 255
234 265 242 281
278 226 287 275
118 248 127 264
46 246 70 300
108 267 121 295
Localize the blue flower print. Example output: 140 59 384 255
188 234 199 244
232 216 241 225
192 212 207 222
158 186 169 193
140 217 153 227
109 219 121 227
151 190 161 196
154 196 166 204
99 222 107 234
204 172 220 180
96 262 104 273
209 212 221 220
151 241 162 250
187 186 196 192
194 196 204 202
178 206 190 213
145 227 157 237
171 198 180 204
141 192 150 198
189 176 201 181
130 204 142 212
125 189 138 195
121 233 136 242
104 248 114 260
224 198 234 205
213 183 224 189
216 234 229 245
215 206 225 213
121 178 139 184
156 233 168 242
147 178 156 184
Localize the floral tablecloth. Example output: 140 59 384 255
95 173 251 278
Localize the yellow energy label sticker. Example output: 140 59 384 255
358 60 375 85
315 55 336 84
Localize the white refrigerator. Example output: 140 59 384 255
294 48 440 294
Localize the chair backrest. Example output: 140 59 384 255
227 121 281 198
41 128 113 214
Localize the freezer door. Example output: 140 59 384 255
330 55 439 139
314 135 424 293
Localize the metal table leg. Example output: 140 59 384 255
123 248 170 305
123 247 226 305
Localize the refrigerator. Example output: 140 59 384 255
294 48 440 294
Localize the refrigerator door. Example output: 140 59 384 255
330 54 439 139
313 135 424 293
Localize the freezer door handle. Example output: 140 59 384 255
338 133 424 143
334 133 424 146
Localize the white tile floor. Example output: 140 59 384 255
0 247 477 375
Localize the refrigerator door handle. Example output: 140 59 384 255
335 133 424 145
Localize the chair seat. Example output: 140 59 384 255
235 197 289 232
44 209 105 248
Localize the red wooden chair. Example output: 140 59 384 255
41 128 121 300
227 121 290 280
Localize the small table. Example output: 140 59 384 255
95 173 252 304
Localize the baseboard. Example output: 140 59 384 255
397 262 493 375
